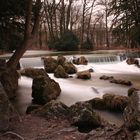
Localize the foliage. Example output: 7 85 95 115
0 0 26 51
48 30 79 51
81 38 93 50
110 0 140 47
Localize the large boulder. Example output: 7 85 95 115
20 68 46 78
32 75 61 105
63 62 77 74
57 55 66 65
32 100 69 119
0 83 11 132
54 65 69 78
43 57 58 73
123 89 140 131
76 70 91 79
69 102 101 132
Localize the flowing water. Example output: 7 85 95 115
12 51 140 127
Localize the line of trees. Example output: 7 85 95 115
0 0 140 68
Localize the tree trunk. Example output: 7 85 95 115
7 0 41 68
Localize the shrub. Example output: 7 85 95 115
48 30 79 51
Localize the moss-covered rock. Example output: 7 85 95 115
54 65 69 78
32 75 61 105
73 56 88 65
43 57 58 73
63 62 77 74
123 90 140 131
20 68 46 78
57 55 66 65
88 98 106 110
111 95 128 111
32 100 69 118
103 93 115 110
126 58 139 66
128 87 138 97
76 70 91 80
69 102 101 132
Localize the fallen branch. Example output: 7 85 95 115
1 131 24 140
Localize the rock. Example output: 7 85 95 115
73 56 88 65
110 79 132 86
32 75 61 105
126 58 139 66
100 75 114 80
26 104 41 114
63 62 77 74
103 93 115 110
57 55 66 65
20 68 46 78
0 68 18 99
54 65 69 78
88 68 94 72
0 82 11 132
88 98 106 110
103 93 128 111
128 87 138 97
111 95 128 111
32 100 69 118
43 57 58 73
76 70 91 79
123 89 140 131
69 102 101 132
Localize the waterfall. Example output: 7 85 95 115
87 55 121 63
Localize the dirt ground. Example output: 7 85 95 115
0 114 134 140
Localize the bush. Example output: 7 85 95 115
81 38 93 50
48 30 79 51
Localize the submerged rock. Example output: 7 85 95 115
54 65 69 78
43 57 58 73
32 75 61 105
76 70 91 79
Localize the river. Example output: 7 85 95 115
6 51 140 127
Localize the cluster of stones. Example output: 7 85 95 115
100 75 132 86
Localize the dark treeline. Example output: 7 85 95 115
0 0 140 67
